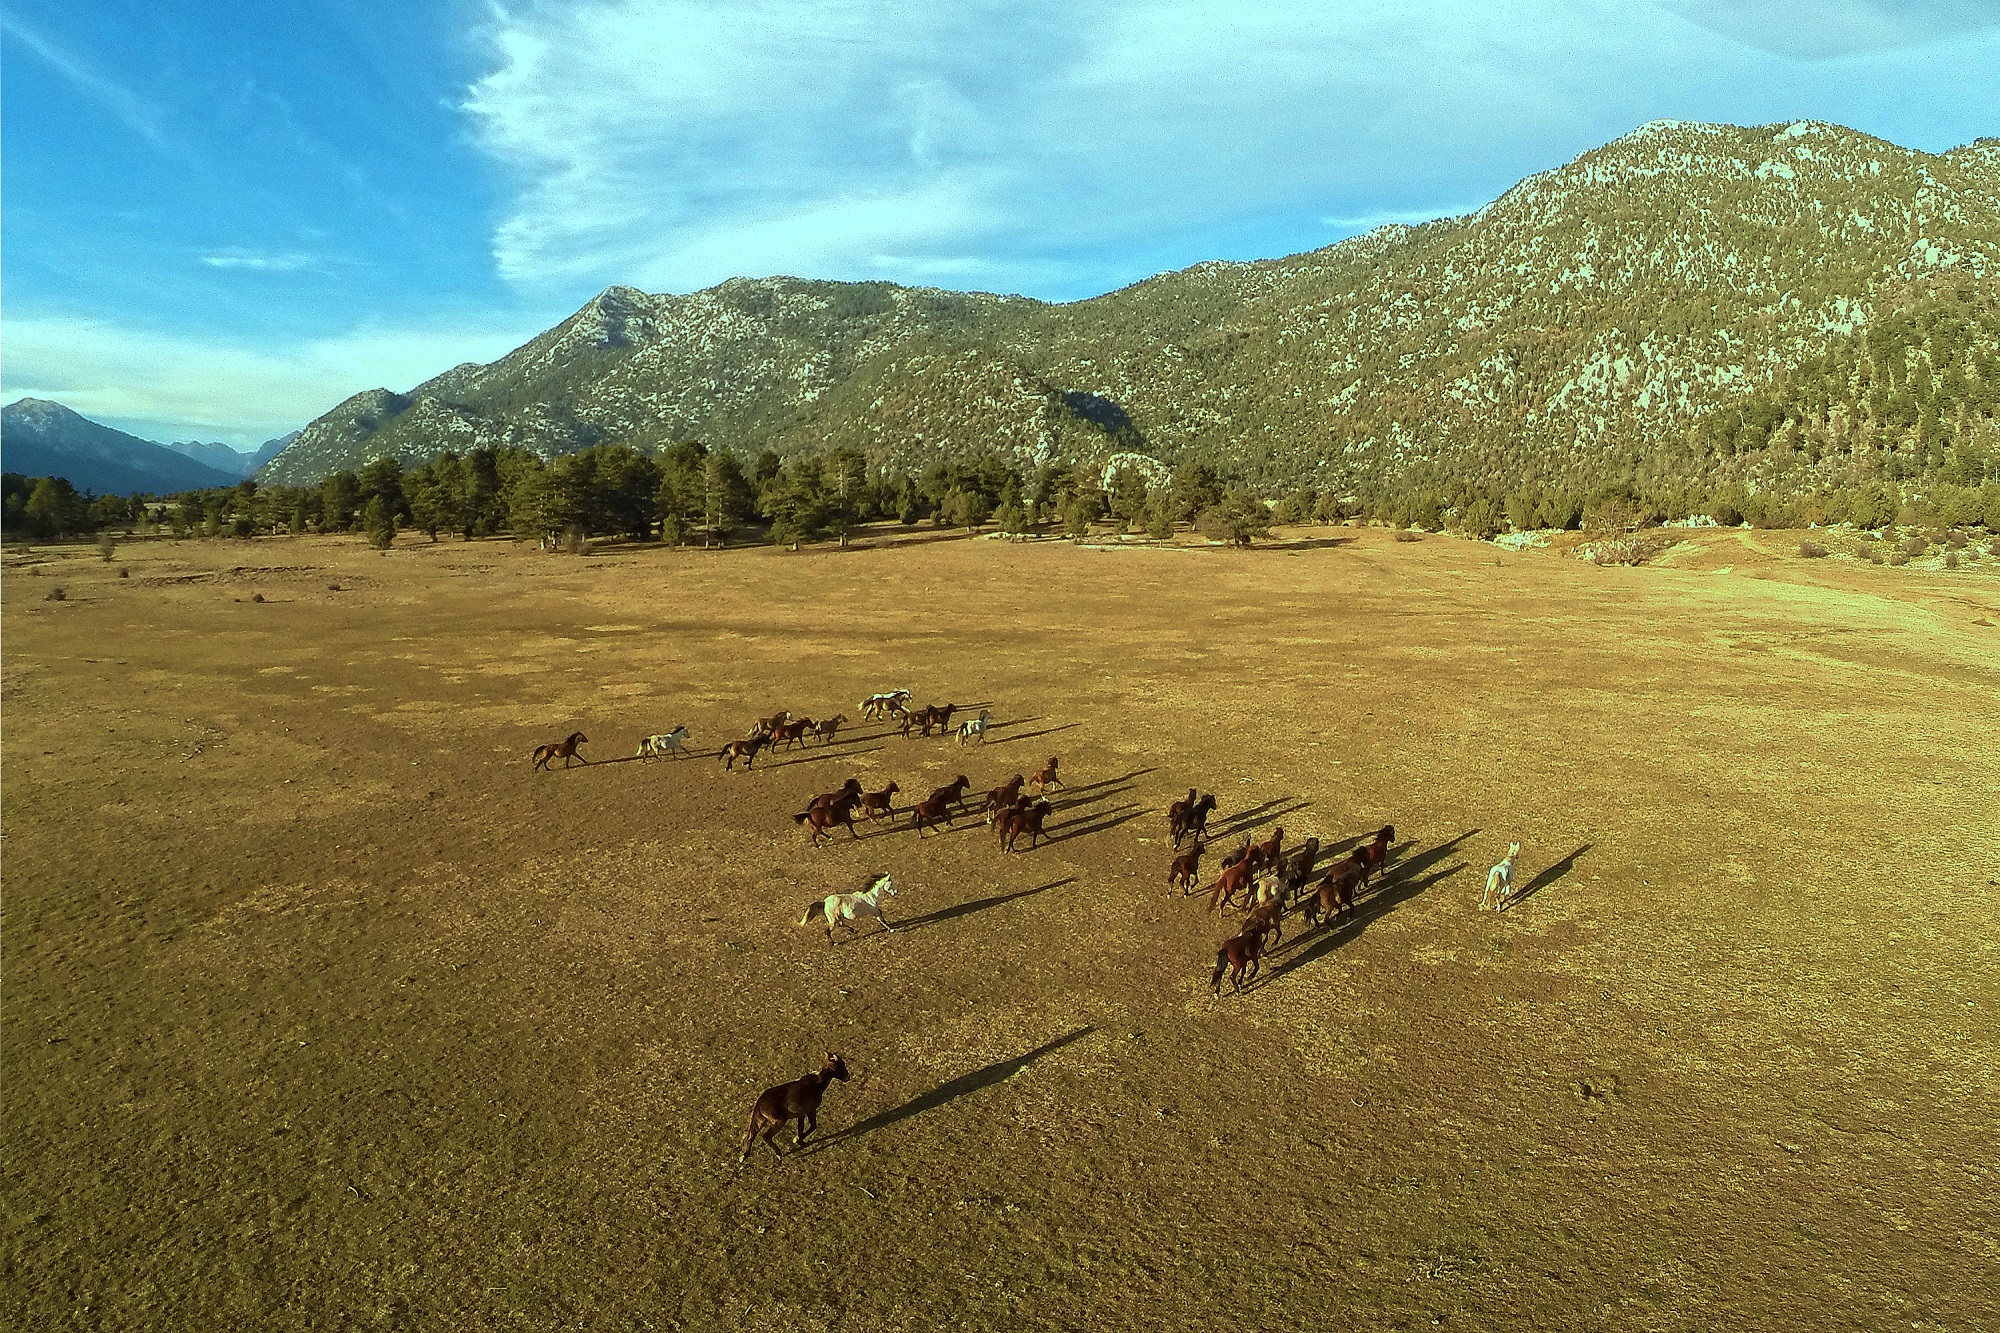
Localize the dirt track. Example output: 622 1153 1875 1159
4 526 1997 1330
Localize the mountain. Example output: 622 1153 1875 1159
260 120 2000 492
168 439 257 477
2 399 241 495
249 431 299 472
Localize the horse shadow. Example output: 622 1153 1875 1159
1049 782 1138 815
984 721 1080 747
803 1027 1096 1154
1051 768 1155 802
761 745 886 772
895 877 1074 932
1206 798 1313 840
1509 843 1593 907
1366 827 1480 898
1041 803 1148 846
1259 858 1466 984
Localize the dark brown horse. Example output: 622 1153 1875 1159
1241 890 1286 947
1276 837 1321 900
1303 852 1367 930
859 781 900 821
1030 756 1065 791
532 732 589 771
1169 789 1215 848
739 1053 850 1161
810 714 848 745
910 792 957 836
926 775 972 812
796 794 862 845
1210 924 1268 995
1246 825 1285 873
1354 824 1396 884
1183 792 1216 841
771 717 813 751
984 775 1026 820
719 735 767 771
1169 839 1204 895
999 800 1052 852
798 778 863 815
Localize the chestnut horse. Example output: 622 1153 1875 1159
1169 839 1204 895
532 732 589 771
771 717 813 751
810 714 848 745
739 1053 850 1161
719 735 767 771
984 775 1026 820
859 781 900 821
1210 924 1268 995
1302 852 1367 930
1354 825 1396 884
798 778 863 816
999 800 1052 852
796 794 861 845
911 777 970 837
1241 890 1286 947
1207 857 1259 913
1030 756 1065 791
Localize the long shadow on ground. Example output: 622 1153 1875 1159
983 722 1081 748
1254 828 1483 986
894 877 1075 933
1508 843 1593 907
1039 804 1148 847
804 1027 1097 1155
1203 798 1314 841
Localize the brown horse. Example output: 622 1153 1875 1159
719 735 767 771
926 775 972 812
999 800 1052 852
859 781 900 821
984 774 1026 820
1183 792 1216 842
739 1053 850 1161
1169 839 1204 895
1207 857 1259 913
910 792 957 836
1246 825 1285 872
770 717 813 750
1030 756 1065 791
1218 833 1254 871
1210 924 1268 995
756 710 791 735
796 794 862 846
1354 824 1396 884
1303 852 1366 930
1276 837 1321 901
532 732 589 771
810 714 848 745
1241 890 1286 947
799 778 863 815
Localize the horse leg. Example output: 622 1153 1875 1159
763 1121 786 1159
876 909 895 934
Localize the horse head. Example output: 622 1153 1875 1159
824 1053 851 1082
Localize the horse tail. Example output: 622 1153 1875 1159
793 809 812 825
800 900 827 926
1210 947 1230 992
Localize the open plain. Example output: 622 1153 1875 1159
4 526 1998 1331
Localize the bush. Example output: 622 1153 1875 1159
1902 534 1927 557
1798 540 1829 558
97 532 116 561
1392 530 1423 543
45 586 66 602
1946 530 1967 549
1944 552 1960 570
1708 501 1745 528
1888 551 1909 567
118 566 131 578
251 591 266 603
1867 550 1884 565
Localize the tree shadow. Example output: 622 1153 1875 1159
1269 535 1356 552
1509 843 1593 907
804 1027 1096 1154
896 877 1074 932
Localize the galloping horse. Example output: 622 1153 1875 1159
1302 852 1367 930
532 732 589 771
796 794 862 846
1354 825 1397 885
719 735 768 771
771 717 813 751
984 775 1026 820
799 873 898 943
1207 856 1259 913
740 1053 850 1161
859 781 900 821
1030 756 1065 791
797 779 863 819
1210 923 1268 995
636 725 690 761
956 709 992 746
1169 839 1204 895
911 776 971 836
810 714 849 745
999 800 1052 852
756 710 791 735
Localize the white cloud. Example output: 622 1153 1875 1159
197 249 336 272
0 11 171 152
0 312 539 447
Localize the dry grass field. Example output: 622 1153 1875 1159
4 524 1998 1331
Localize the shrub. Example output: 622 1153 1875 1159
1798 540 1829 558
1392 530 1423 543
118 566 131 578
251 592 266 603
1867 550 1884 565
1708 499 1745 528
1946 530 1967 549
45 586 66 601
1888 551 1909 567
97 532 117 561
1944 552 1960 570
1902 534 1928 557
327 581 344 591
1857 531 1878 542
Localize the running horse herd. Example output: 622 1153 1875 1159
528 689 1529 1163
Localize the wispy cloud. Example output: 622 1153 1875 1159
0 10 171 152
196 248 336 273
0 312 540 447
1659 0 2000 59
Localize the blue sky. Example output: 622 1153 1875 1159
2 0 1996 449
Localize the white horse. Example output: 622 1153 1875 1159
861 689 912 720
800 873 898 944
955 709 992 746
636 725 691 761
1482 842 1522 910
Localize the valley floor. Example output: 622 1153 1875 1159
4 525 1997 1331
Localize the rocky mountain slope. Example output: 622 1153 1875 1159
261 119 2000 490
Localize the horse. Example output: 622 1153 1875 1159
1171 794 1217 849
810 714 849 745
1247 826 1285 872
635 725 690 761
1030 756 1065 791
1169 839 1204 895
926 775 972 812
860 689 910 720
739 1053 850 1161
901 704 954 738
910 792 958 836
1354 825 1396 884
1210 924 1268 995
797 778 863 817
1218 833 1254 872
859 781 900 821
1184 793 1216 841
1302 853 1366 930
1207 857 1259 914
955 709 992 746
1241 889 1286 947
771 717 813 751
719 735 767 771
999 800 1052 852
796 794 862 846
984 775 1026 819
799 872 897 944
1276 837 1321 901
1167 789 1197 842
1483 841 1523 910
757 710 791 735
532 732 589 771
